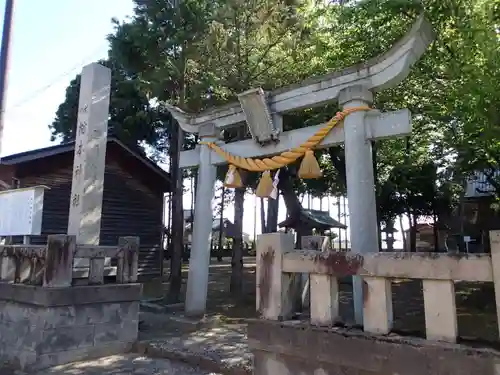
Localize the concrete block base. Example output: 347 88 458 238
0 283 142 371
248 319 500 375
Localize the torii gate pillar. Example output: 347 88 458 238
339 86 391 325
185 124 218 316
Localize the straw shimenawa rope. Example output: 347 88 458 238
199 106 370 172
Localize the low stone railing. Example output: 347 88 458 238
0 235 141 371
0 234 139 286
251 231 500 375
257 232 500 343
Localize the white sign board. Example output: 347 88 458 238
0 186 47 236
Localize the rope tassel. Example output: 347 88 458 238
198 107 370 184
298 149 322 179
224 165 243 188
255 171 274 198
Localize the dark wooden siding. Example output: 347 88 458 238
101 157 164 279
10 145 166 279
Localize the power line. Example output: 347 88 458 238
2 43 108 113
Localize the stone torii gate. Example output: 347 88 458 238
168 16 434 321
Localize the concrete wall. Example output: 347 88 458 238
248 320 500 375
0 283 141 371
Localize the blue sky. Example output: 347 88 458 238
0 0 134 156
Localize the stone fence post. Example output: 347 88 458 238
43 235 75 288
256 232 295 320
300 236 330 309
117 236 140 283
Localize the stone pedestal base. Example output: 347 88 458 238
248 319 500 375
0 283 142 371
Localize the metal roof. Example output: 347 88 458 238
0 136 171 186
279 209 347 230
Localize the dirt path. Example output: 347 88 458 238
159 256 498 343
33 354 221 375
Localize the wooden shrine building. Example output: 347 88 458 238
0 137 171 279
279 209 346 247
279 209 346 233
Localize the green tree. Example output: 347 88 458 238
440 1 500 200
109 0 320 294
49 58 163 151
198 0 313 292
293 0 499 239
110 0 216 302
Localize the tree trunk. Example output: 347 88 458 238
337 197 342 250
410 212 417 252
386 219 395 252
168 39 187 302
399 215 407 251
433 212 439 252
166 192 172 256
260 197 266 234
278 168 304 247
457 178 467 252
327 147 347 189
168 122 184 302
278 168 302 218
403 137 416 253
217 186 226 261
265 197 279 233
230 188 245 295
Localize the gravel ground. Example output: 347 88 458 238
32 354 221 375
140 324 251 374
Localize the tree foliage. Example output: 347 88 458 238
49 58 164 150
51 0 500 267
